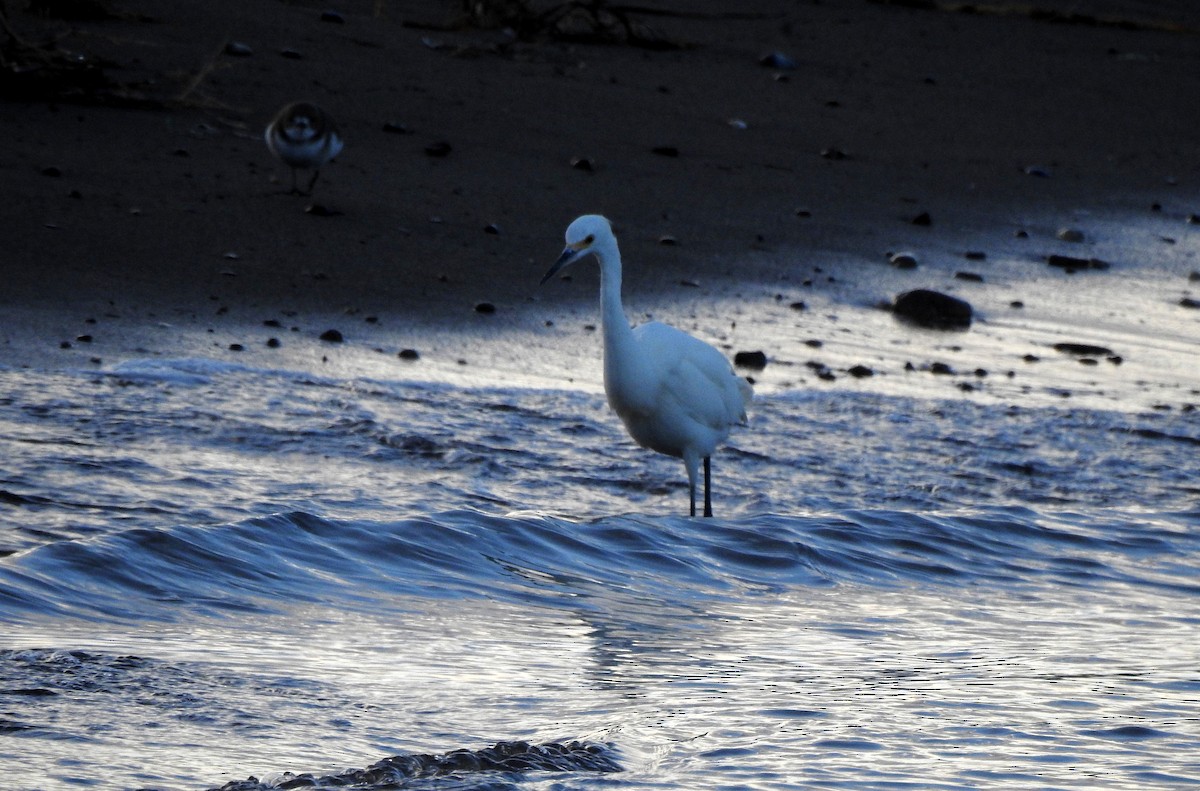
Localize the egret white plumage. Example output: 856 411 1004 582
541 215 752 517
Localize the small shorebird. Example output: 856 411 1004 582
264 102 343 195
541 214 753 517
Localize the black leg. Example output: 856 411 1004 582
689 481 696 517
305 169 321 195
703 456 713 517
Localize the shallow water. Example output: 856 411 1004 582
2 356 1199 791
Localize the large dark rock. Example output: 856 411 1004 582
892 289 973 329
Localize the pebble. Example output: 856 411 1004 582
475 302 496 314
847 365 874 378
892 289 973 329
266 338 281 348
425 141 452 157
1053 342 1113 357
398 349 420 360
954 271 984 282
224 41 253 57
888 252 918 269
651 145 679 157
305 203 342 217
1057 228 1085 242
658 235 679 246
570 156 594 171
320 9 345 23
758 51 798 70
734 350 768 370
1180 298 1200 309
910 211 933 226
789 301 807 311
280 49 304 60
319 329 344 343
1047 254 1110 271
483 223 501 235
382 122 412 135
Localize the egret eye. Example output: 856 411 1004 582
584 234 595 244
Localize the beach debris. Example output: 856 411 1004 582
398 348 420 360
955 271 984 282
910 211 933 226
1046 254 1110 271
224 41 254 57
425 141 453 157
734 350 768 370
475 302 496 314
759 50 798 70
319 329 344 343
888 251 918 269
1056 227 1085 242
570 156 595 171
892 289 973 329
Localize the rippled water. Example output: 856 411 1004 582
2 358 1199 790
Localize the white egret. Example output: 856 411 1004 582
541 215 752 517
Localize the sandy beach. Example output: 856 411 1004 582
2 0 1198 407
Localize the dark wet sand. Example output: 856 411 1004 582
2 0 1198 405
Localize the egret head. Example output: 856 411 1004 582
540 215 614 285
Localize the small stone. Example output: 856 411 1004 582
759 50 798 70
820 147 848 160
930 362 954 375
320 9 345 23
382 122 412 134
1180 297 1200 309
789 301 807 311
658 235 679 246
889 252 918 269
225 41 254 57
1189 272 1200 282
1047 254 1110 271
280 49 304 59
804 339 823 348
1010 300 1025 309
651 145 679 157
794 208 812 218
1023 165 1052 178
892 289 973 329
1057 228 1085 242
319 329 344 343
475 302 496 314
954 271 984 282
1188 214 1200 225
734 350 768 370
76 334 93 343
229 343 245 352
910 211 932 226
570 156 595 171
1054 342 1113 357
305 203 343 217
266 338 281 348
483 223 501 235
59 341 71 349
398 348 420 360
41 166 62 177
964 251 987 261
847 364 874 378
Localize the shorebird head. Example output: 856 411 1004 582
278 102 325 142
541 215 614 284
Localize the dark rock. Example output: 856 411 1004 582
76 334 93 343
759 50 798 70
41 166 62 177
1053 342 1113 357
280 49 304 59
804 339 823 348
474 302 496 314
892 289 973 329
789 301 807 311
734 350 768 370
398 348 420 360
319 329 344 343
955 271 984 282
964 251 987 260
930 362 954 375
820 147 849 160
382 122 412 134
320 9 345 23
425 141 452 157
305 203 342 217
651 145 679 157
910 211 933 226
847 364 874 378
1047 254 1110 271
1180 297 1200 309
1010 300 1025 309
658 235 678 246
225 41 254 56
570 156 594 171
266 338 281 348
229 343 244 352
888 252 918 269
1056 228 1085 242
483 223 501 235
